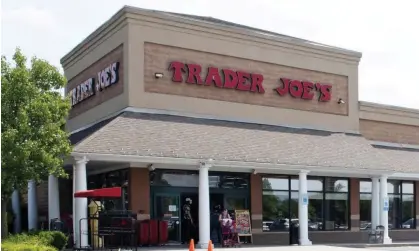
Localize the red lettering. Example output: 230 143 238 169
315 83 322 91
276 78 290 96
289 80 303 98
319 84 332 102
205 67 223 88
168 61 185 82
168 62 331 101
223 69 238 89
301 81 314 100
250 74 265 93
236 71 251 91
186 64 203 84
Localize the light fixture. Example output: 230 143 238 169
154 72 164 79
338 98 345 104
252 169 258 175
147 164 155 171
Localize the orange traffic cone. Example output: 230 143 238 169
208 240 213 251
189 239 195 251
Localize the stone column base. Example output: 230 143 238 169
299 239 312 246
197 242 214 249
383 237 392 244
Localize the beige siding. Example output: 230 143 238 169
360 119 419 145
144 43 349 115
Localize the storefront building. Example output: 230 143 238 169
13 6 419 248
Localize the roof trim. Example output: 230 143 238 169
125 6 362 58
370 140 419 150
61 5 361 67
69 106 361 136
143 8 361 56
389 172 419 180
359 101 419 117
359 101 419 127
60 6 128 66
71 152 392 177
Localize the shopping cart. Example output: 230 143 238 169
221 220 239 248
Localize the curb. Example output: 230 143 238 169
334 243 419 248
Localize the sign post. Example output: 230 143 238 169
383 197 389 212
234 210 253 244
301 193 309 206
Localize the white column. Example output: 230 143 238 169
74 157 89 248
198 160 212 249
379 179 383 226
371 177 380 230
379 175 392 244
298 171 312 246
28 180 38 231
11 190 22 233
48 175 60 229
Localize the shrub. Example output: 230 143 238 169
3 231 68 251
1 242 56 251
39 232 68 251
4 233 40 245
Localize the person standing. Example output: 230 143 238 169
219 209 231 224
182 198 194 244
210 205 222 244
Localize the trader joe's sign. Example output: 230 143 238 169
168 61 332 102
69 62 120 107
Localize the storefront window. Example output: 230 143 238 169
262 176 349 232
324 193 349 230
150 170 249 189
359 181 372 230
359 180 416 230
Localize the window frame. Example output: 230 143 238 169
262 175 350 232
358 179 416 230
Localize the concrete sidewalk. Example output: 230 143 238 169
134 246 418 251
70 242 419 251
133 244 419 251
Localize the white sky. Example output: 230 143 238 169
1 0 418 109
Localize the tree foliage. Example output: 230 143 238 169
1 48 72 200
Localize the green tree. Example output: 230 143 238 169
1 48 72 237
262 178 282 221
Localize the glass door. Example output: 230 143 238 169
224 194 248 218
155 193 181 243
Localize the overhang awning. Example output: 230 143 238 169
72 112 419 174
74 187 122 198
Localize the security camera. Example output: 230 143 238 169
147 164 155 171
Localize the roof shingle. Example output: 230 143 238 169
73 112 419 173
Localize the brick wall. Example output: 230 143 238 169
360 119 419 145
349 178 360 231
129 168 150 216
250 174 263 232
144 43 349 115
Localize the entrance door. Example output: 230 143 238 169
181 193 199 243
155 194 181 243
224 195 248 213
